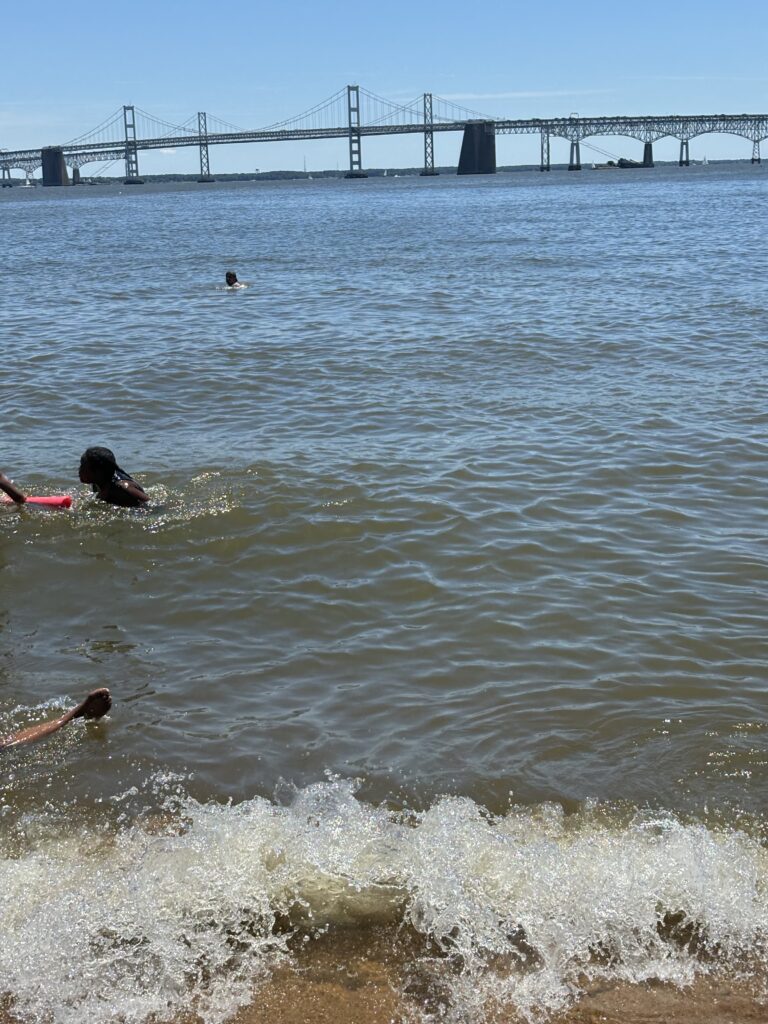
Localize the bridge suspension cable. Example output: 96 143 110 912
205 113 248 135
64 107 125 147
132 107 199 138
581 139 621 160
431 94 496 122
87 157 122 177
357 88 423 127
257 87 350 133
57 87 497 159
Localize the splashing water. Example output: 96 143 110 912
1 778 766 1024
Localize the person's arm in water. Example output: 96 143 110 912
0 689 111 750
98 478 149 508
0 472 27 504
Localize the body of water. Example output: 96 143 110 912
1 164 767 1023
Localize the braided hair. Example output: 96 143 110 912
79 447 135 487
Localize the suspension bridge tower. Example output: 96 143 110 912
345 85 367 178
197 112 214 182
420 93 438 176
123 105 144 184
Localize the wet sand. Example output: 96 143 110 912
2 923 765 1024
234 979 766 1024
237 927 766 1024
238 958 766 1024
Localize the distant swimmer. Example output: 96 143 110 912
225 270 245 289
79 447 149 508
0 688 112 750
0 470 26 504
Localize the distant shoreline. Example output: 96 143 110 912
2 158 758 186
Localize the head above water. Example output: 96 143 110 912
79 446 120 486
225 271 238 286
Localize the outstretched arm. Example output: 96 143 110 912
0 689 112 749
0 472 26 504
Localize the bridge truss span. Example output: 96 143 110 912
503 113 768 170
500 113 768 143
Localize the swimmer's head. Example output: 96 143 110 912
79 446 118 486
225 271 238 286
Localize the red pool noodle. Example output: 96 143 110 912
1 495 72 508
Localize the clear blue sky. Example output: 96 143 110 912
3 0 767 173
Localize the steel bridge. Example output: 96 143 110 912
2 85 766 186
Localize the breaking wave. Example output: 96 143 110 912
1 777 767 1023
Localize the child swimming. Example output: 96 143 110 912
225 270 245 289
78 447 148 508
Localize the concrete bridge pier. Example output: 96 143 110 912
1 167 11 187
41 147 69 186
457 121 496 174
568 140 581 170
643 142 654 167
752 140 761 163
679 139 690 166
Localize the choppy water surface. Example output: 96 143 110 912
1 166 767 1023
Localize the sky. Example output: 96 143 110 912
2 0 767 174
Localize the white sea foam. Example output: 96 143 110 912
1 778 766 1023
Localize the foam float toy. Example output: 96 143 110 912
1 495 73 508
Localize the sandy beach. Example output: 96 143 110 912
235 925 767 1024
236 978 766 1024
3 921 765 1024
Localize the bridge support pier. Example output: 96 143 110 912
679 139 690 166
568 140 581 170
752 140 761 163
41 147 69 186
540 131 550 171
1 166 11 188
643 142 654 167
71 166 81 185
457 121 496 175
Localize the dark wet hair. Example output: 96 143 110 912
80 446 133 486
225 270 238 284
